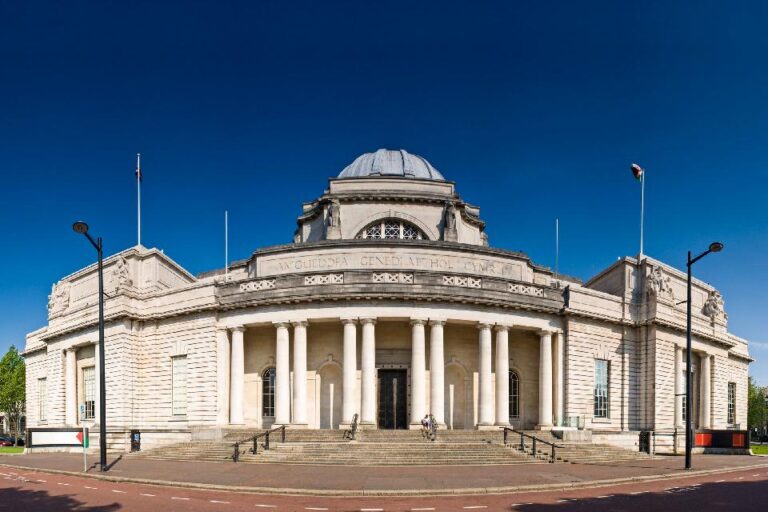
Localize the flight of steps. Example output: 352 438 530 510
511 430 653 464
134 429 651 465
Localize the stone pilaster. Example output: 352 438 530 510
538 329 554 429
292 321 308 426
341 318 358 426
494 325 510 426
229 327 245 425
409 319 427 427
477 323 493 426
274 322 291 426
360 318 377 426
429 320 446 426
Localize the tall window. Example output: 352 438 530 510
82 367 95 420
727 382 736 425
356 219 426 240
594 359 609 418
682 395 687 423
172 356 188 416
262 368 276 417
38 378 47 422
509 371 520 420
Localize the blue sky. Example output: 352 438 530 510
1 1 766 382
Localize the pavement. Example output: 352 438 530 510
0 452 766 496
1 463 767 511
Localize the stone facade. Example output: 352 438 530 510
23 149 752 452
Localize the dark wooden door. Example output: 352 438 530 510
378 369 407 429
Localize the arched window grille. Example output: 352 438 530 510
356 218 426 240
509 370 520 420
262 367 276 417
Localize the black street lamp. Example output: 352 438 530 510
72 221 107 472
685 241 724 470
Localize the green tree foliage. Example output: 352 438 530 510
747 376 766 433
0 345 25 441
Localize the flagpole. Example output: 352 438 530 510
225 210 229 280
136 153 141 247
555 218 559 280
639 170 644 259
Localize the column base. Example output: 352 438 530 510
494 422 511 427
288 423 309 429
535 424 554 431
475 424 497 431
359 422 377 430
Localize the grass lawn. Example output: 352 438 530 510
751 444 768 455
0 447 24 454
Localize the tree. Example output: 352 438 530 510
0 345 25 442
747 376 766 437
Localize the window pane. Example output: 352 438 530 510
263 368 276 417
172 356 187 416
83 367 95 420
383 221 400 239
509 371 520 419
728 382 736 425
594 359 609 418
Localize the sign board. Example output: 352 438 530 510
28 428 89 448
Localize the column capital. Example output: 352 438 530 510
230 326 246 334
410 318 427 326
428 318 447 326
340 317 358 325
359 317 377 325
272 321 291 329
477 322 492 331
539 328 555 336
494 324 512 333
291 320 309 328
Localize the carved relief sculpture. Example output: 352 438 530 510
443 202 458 242
646 265 674 301
113 256 133 292
47 281 71 314
325 199 342 240
702 290 726 321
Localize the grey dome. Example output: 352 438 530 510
338 149 445 180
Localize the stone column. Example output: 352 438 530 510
674 346 684 428
538 330 554 428
495 325 510 426
360 318 377 426
700 353 712 429
341 319 358 425
477 323 493 426
229 327 245 425
216 328 230 425
410 319 427 426
292 321 308 426
553 330 565 427
65 348 77 426
429 320 446 426
274 322 291 425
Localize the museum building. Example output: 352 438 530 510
23 149 751 452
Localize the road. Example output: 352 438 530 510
0 465 766 511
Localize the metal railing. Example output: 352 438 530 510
231 425 286 462
503 427 560 463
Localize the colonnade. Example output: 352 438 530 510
218 319 565 429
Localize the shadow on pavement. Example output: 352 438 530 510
513 478 765 511
0 485 121 511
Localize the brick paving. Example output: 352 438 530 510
1 452 766 494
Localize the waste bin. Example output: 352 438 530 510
639 431 651 454
130 430 141 452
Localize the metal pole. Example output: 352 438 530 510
685 251 693 470
639 172 645 258
136 154 141 246
97 238 107 472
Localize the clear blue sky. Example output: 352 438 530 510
1 1 766 382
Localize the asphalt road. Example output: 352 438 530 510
1 465 766 511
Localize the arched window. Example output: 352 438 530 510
356 218 426 240
509 370 520 420
262 368 276 417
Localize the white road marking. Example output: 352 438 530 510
411 508 435 511
596 495 611 499
171 497 190 500
56 482 70 486
305 508 328 511
37 479 46 483
84 486 98 490
255 506 277 509
210 500 231 504
738 477 745 480
463 507 487 510
753 474 760 477
630 491 646 495
111 490 126 494
140 493 156 497
556 499 569 503
359 509 383 512
716 480 726 483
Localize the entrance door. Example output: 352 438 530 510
378 369 407 429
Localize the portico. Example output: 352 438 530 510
217 314 565 431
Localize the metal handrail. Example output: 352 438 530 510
231 425 286 462
502 427 561 463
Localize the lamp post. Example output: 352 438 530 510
72 221 107 472
685 241 724 470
